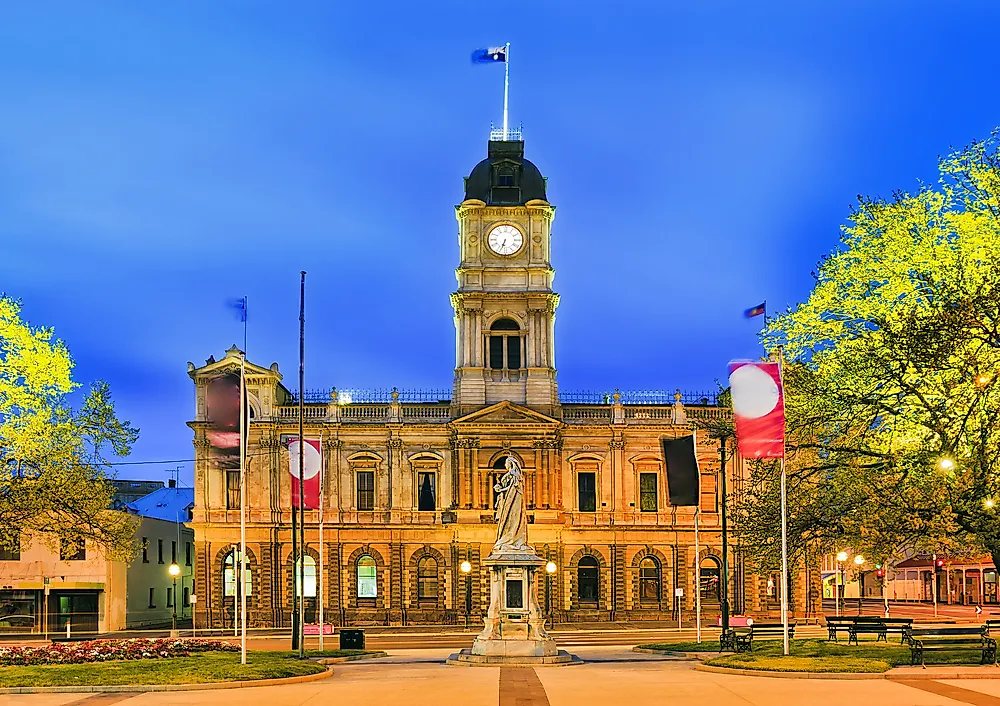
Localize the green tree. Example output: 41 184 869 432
0 296 139 561
739 131 1000 574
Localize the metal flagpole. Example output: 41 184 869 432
297 271 307 659
318 430 325 651
695 508 702 644
777 346 789 656
502 42 510 140
239 353 247 665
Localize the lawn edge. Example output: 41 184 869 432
316 651 388 664
0 663 333 694
695 663 886 680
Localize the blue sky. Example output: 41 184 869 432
2 1 999 485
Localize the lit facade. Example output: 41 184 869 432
186 137 816 628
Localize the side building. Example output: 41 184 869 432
187 134 817 629
0 486 194 634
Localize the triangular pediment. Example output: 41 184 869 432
188 345 282 382
451 400 559 427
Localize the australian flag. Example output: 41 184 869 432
744 302 765 319
471 46 507 64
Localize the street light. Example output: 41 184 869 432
545 561 557 627
836 551 848 616
938 458 955 471
460 560 472 629
985 498 995 510
168 563 181 637
854 556 866 615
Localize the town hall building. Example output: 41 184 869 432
186 132 816 628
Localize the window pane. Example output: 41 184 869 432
489 335 504 369
358 556 377 598
418 472 435 511
506 336 521 370
296 556 317 597
357 471 375 511
226 470 241 510
417 557 438 600
578 558 599 602
639 473 657 512
578 472 596 512
224 550 252 597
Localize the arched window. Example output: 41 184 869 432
295 555 317 598
578 556 599 605
357 555 377 598
700 557 721 602
639 557 660 603
489 318 521 371
417 557 438 602
223 550 252 597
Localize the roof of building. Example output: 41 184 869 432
127 487 195 523
464 140 547 205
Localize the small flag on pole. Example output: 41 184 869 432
228 296 247 323
744 302 766 319
471 46 507 63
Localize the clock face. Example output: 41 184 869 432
487 224 524 256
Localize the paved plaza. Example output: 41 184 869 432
10 647 1000 706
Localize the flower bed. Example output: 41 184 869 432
0 638 238 666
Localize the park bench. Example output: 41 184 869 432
847 618 887 645
877 617 914 643
825 615 855 642
983 619 1000 637
734 623 796 653
907 626 996 667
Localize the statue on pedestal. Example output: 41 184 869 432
492 454 531 554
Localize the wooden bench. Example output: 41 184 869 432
878 617 914 643
734 623 796 652
983 619 1000 637
907 626 996 667
825 615 855 642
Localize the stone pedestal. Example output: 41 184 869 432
448 550 577 666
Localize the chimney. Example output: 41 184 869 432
168 479 176 488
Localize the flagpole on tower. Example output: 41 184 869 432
502 42 510 140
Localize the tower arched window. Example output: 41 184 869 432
578 556 599 606
489 318 521 372
639 557 660 603
700 557 721 602
357 555 377 599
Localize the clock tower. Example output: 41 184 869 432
452 135 559 413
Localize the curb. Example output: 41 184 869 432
632 648 703 660
316 651 388 664
0 664 334 694
694 663 1000 681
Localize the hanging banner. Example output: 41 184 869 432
288 438 322 509
661 431 701 506
205 373 242 470
728 361 785 459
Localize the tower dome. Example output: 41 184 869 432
463 139 547 205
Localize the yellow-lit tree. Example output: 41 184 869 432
741 131 1000 574
0 296 139 560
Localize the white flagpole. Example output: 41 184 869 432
318 432 325 651
695 508 702 644
778 347 789 656
502 42 510 140
239 353 247 665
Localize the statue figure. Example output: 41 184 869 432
492 453 531 554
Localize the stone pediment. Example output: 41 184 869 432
451 400 559 427
188 345 282 382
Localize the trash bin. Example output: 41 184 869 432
340 629 365 650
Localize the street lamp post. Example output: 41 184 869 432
545 561 557 628
854 555 866 615
836 551 848 617
168 563 181 637
460 560 472 629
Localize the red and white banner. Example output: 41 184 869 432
728 361 785 459
288 438 322 509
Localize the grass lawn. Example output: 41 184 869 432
638 638 996 673
0 650 331 688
